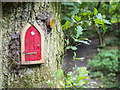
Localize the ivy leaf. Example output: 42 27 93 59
71 46 77 50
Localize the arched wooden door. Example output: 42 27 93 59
25 26 41 61
21 22 44 65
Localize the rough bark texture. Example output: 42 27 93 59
1 2 64 88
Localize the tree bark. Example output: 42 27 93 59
1 2 64 88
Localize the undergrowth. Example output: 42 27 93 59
87 49 119 88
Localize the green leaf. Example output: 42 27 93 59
71 46 77 50
65 39 69 45
62 16 72 21
79 40 90 45
74 57 84 61
85 80 88 83
62 21 70 30
77 81 86 86
89 81 97 85
77 0 82 4
74 52 76 57
74 0 82 4
55 69 63 79
76 26 83 38
103 19 111 24
66 80 71 85
71 9 79 15
46 80 51 85
94 8 98 15
73 52 76 59
66 46 71 50
67 72 73 76
81 38 91 42
96 13 103 20
59 81 65 87
72 37 80 42
75 16 81 22
61 2 74 6
102 24 107 31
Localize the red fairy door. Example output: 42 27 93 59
25 26 41 61
21 22 44 65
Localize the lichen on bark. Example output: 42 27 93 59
1 2 64 88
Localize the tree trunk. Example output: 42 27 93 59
1 2 64 88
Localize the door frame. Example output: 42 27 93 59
21 22 44 65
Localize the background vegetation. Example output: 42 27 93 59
47 1 119 88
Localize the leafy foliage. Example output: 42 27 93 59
73 52 84 61
105 37 120 46
60 2 119 89
61 2 111 51
93 8 111 31
98 2 120 23
46 65 89 88
87 49 119 88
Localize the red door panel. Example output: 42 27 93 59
25 26 41 61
